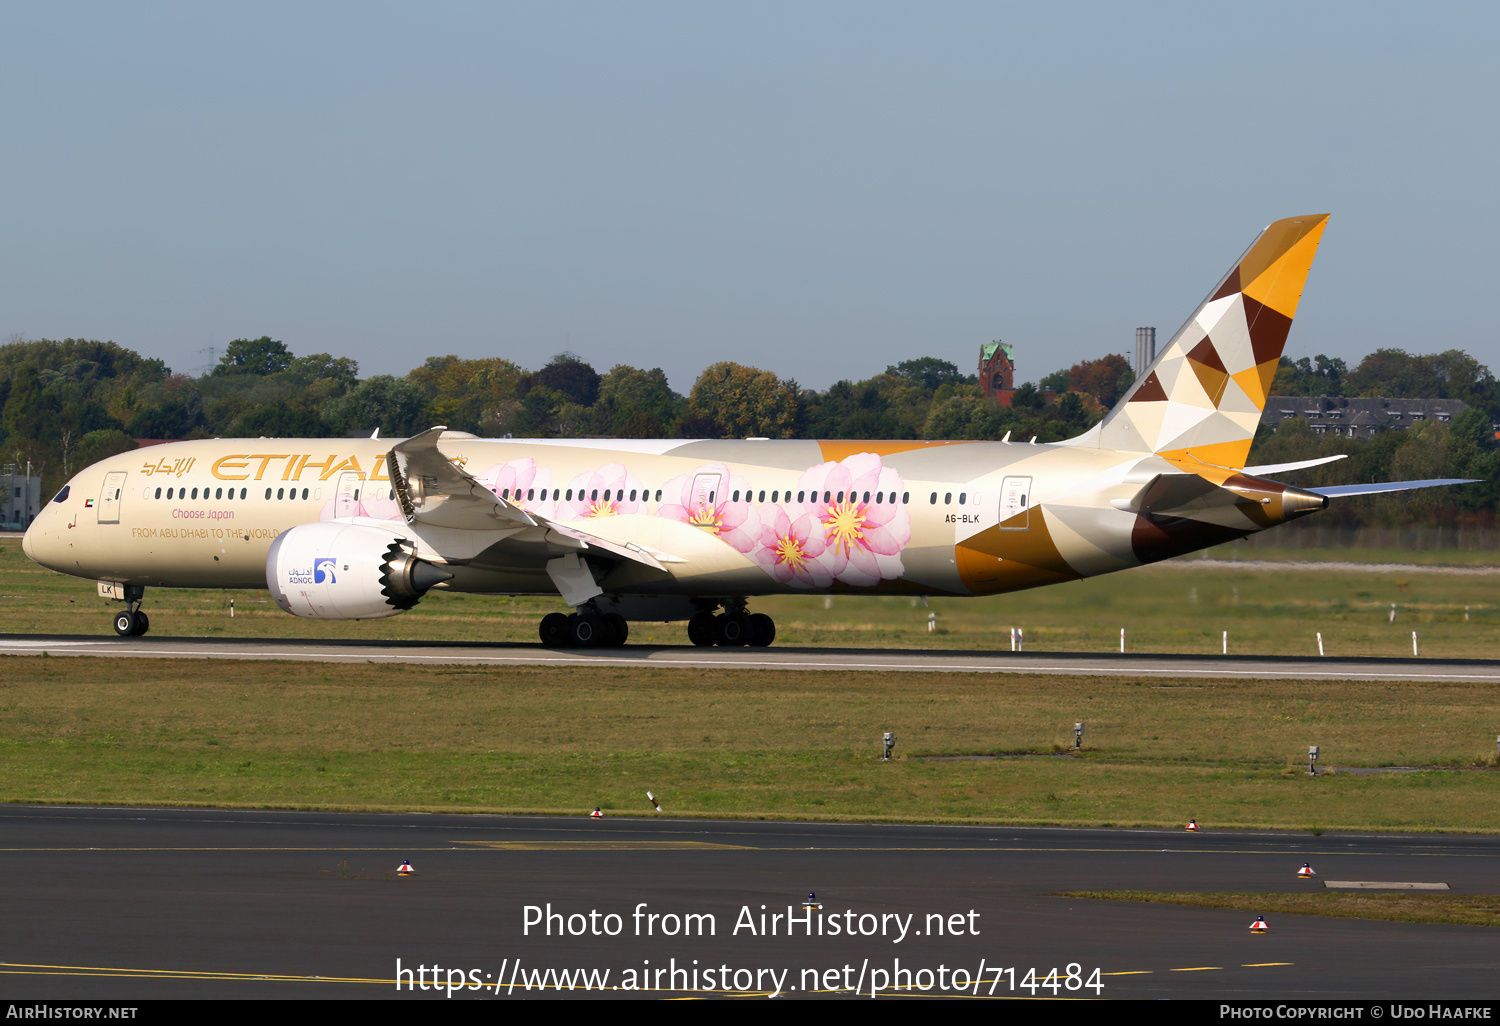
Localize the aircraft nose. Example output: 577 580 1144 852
22 504 57 568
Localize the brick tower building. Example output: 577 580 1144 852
980 340 1015 407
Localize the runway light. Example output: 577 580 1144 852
882 732 896 762
1308 745 1320 777
1074 722 1085 750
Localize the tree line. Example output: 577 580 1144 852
1 336 1494 528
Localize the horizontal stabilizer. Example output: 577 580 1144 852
1242 454 1347 475
1313 479 1480 498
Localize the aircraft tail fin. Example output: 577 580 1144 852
1085 214 1330 468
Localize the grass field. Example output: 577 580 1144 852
1 658 1498 831
2 537 1499 833
1196 543 1500 567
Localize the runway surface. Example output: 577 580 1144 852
1 805 1496 1000
3 631 1500 681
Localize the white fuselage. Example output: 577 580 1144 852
24 435 1185 604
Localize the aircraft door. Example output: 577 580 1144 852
999 475 1032 530
334 471 363 518
688 473 721 523
97 472 128 524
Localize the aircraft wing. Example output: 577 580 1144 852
385 427 671 573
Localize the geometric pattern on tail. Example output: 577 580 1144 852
1095 214 1329 469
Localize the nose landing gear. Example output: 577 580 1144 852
108 584 150 637
113 609 150 637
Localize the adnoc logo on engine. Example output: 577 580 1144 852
314 557 338 584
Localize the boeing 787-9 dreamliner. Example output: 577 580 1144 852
21 215 1474 647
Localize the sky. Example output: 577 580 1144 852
2 2 1496 394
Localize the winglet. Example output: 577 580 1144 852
1091 215 1330 468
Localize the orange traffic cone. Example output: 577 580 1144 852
1250 916 1269 933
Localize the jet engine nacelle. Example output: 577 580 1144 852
266 522 453 620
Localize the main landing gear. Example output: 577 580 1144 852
687 602 775 648
111 584 150 637
535 599 779 649
538 606 629 648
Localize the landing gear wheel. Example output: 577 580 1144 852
113 611 136 637
602 613 628 647
569 613 603 648
539 612 570 647
131 612 150 637
687 612 717 648
748 612 775 647
717 613 750 647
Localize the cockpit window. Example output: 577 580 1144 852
52 486 70 504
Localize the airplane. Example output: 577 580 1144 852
21 214 1476 648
